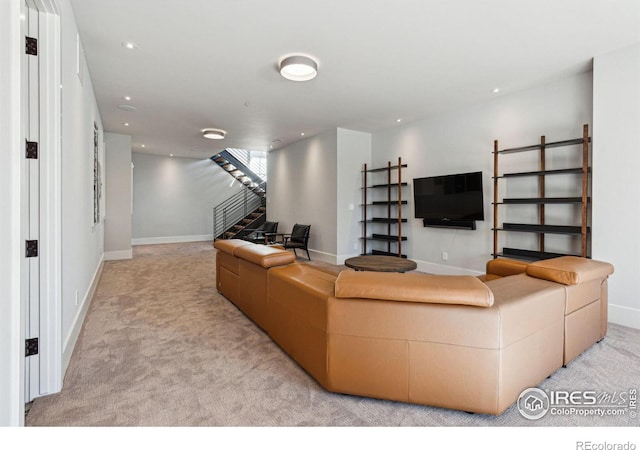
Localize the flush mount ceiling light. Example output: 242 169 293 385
118 104 137 112
279 55 318 81
202 128 226 140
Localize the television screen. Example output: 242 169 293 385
413 171 484 221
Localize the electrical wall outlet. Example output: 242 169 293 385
442 251 448 261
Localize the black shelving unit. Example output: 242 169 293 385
361 157 408 257
492 125 591 261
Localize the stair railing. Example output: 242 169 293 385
213 181 267 240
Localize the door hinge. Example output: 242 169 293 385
25 36 38 56
26 140 38 159
25 338 39 357
25 240 38 258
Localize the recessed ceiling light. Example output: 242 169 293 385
202 128 226 140
170 154 174 157
300 132 305 136
123 96 132 101
123 122 130 127
492 88 500 94
122 42 138 50
279 55 318 81
396 118 402 123
141 144 145 148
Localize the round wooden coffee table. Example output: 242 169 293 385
344 255 417 273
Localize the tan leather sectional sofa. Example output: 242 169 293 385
213 239 614 415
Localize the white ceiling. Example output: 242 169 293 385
69 0 640 159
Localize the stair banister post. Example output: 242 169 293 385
223 206 228 239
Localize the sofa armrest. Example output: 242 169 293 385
334 271 494 307
234 243 296 268
213 239 253 255
525 256 614 286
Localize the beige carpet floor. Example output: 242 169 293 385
26 241 640 426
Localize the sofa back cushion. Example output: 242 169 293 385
334 270 494 307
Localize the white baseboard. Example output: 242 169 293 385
306 248 337 264
104 249 132 260
414 259 484 276
608 303 640 330
132 234 213 245
62 257 104 374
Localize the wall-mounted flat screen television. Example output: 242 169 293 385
413 171 484 224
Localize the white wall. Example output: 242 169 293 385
268 130 338 262
593 42 640 329
336 128 371 262
0 0 25 427
104 133 132 259
59 0 105 371
132 152 243 244
372 72 593 274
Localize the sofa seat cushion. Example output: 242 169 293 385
213 239 253 255
334 270 494 307
234 244 296 268
526 256 614 286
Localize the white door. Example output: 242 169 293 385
21 0 63 406
23 0 41 403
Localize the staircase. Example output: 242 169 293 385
211 149 268 240
211 149 266 197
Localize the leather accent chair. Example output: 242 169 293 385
282 224 311 260
242 221 278 244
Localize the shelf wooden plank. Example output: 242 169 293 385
361 234 408 242
361 218 408 223
495 248 580 261
362 182 409 189
363 164 408 173
497 137 590 154
496 223 589 235
498 197 587 204
370 201 408 206
495 167 587 178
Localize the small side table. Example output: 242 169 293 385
344 255 417 273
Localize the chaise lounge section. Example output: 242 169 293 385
213 241 613 415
